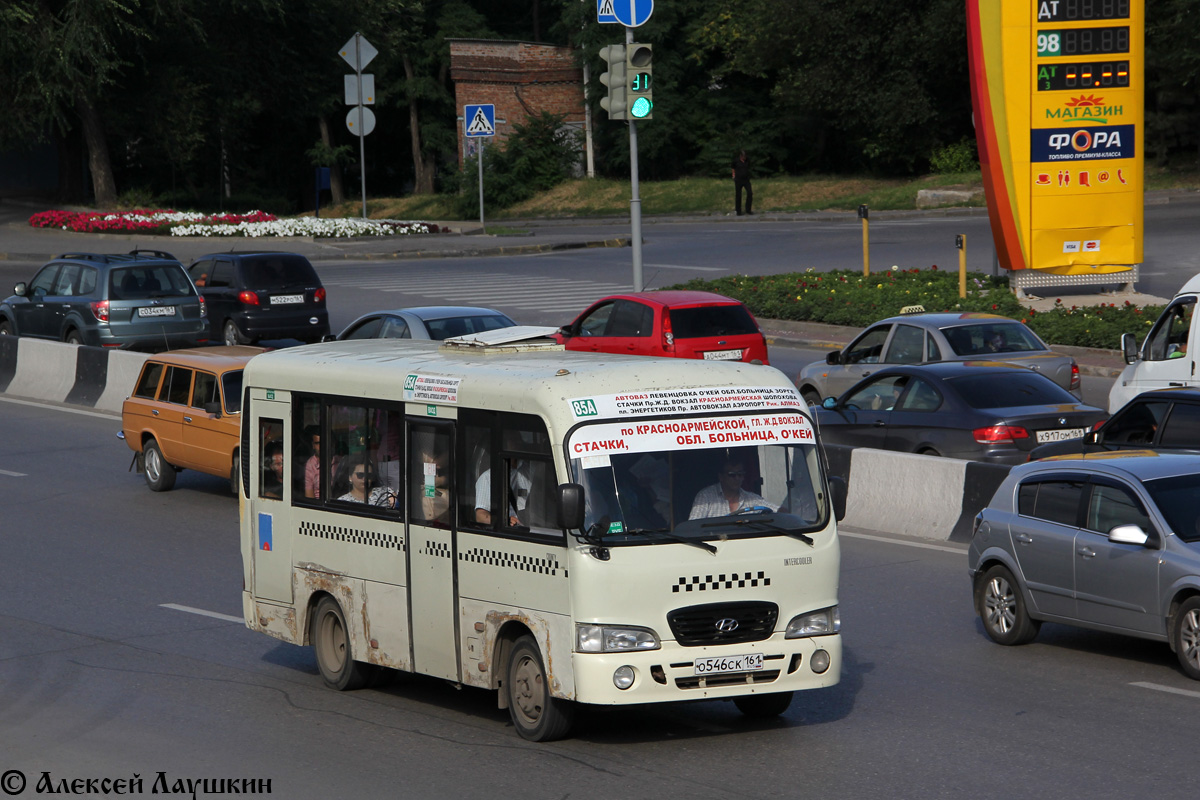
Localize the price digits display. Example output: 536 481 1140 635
1037 0 1130 21
1037 26 1129 56
631 72 651 93
1037 60 1130 90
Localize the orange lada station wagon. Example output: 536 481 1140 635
121 346 265 493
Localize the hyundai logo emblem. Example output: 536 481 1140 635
715 618 739 633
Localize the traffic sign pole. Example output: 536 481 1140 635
478 138 485 230
626 26 643 291
356 34 366 219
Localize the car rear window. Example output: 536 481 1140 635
1145 474 1200 542
241 256 320 290
670 305 758 339
426 314 516 340
940 322 1045 356
109 265 196 300
950 372 1079 408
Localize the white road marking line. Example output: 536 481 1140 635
0 468 28 477
1130 681 1200 699
160 603 244 624
643 264 727 272
839 530 967 554
0 396 116 420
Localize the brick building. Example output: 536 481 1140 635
448 39 586 169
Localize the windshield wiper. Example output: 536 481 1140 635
624 527 718 555
700 516 815 546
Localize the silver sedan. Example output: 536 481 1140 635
796 312 1080 403
968 453 1200 679
333 306 517 341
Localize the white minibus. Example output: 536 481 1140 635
238 330 845 740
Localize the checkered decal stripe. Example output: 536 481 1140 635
299 521 405 551
673 572 771 593
460 548 564 577
424 541 452 559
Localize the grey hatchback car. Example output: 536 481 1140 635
797 312 1080 404
0 250 207 350
968 453 1200 679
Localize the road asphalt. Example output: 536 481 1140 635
0 196 1160 378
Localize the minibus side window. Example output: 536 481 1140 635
259 419 284 500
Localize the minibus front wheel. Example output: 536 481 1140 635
505 635 574 742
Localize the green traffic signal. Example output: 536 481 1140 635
630 97 652 119
625 43 653 120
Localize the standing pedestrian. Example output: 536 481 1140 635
732 150 753 216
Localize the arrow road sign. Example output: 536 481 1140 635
340 33 377 71
464 104 496 137
611 0 653 27
597 0 618 23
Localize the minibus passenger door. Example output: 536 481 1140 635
406 416 459 682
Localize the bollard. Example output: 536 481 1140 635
956 234 967 299
858 204 870 276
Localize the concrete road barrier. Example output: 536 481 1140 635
0 338 148 413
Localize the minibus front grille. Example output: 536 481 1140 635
667 601 778 646
674 670 781 689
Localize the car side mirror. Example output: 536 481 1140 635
1108 523 1151 546
821 396 837 410
557 483 585 529
204 402 222 417
825 350 842 366
320 334 336 343
557 325 573 339
1121 332 1140 365
828 475 848 522
1084 430 1101 444
14 282 27 297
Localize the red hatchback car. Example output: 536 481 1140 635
555 291 770 364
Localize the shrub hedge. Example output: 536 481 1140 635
669 267 1162 350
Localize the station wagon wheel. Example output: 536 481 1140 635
142 439 176 492
1172 597 1200 680
976 564 1039 645
310 596 375 691
0 319 11 336
506 635 574 741
223 319 247 346
734 691 794 719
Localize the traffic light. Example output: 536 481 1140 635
626 43 653 120
598 44 627 121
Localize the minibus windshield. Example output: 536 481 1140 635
568 412 828 545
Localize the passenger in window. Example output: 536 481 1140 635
688 458 777 519
303 426 323 498
337 455 394 506
474 460 531 526
263 442 285 499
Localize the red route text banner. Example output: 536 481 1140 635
568 413 816 458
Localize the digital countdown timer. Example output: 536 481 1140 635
1038 26 1130 56
1037 60 1130 90
1037 0 1130 21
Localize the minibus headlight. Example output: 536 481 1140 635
785 606 840 638
576 624 660 653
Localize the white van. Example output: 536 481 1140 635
1110 274 1199 412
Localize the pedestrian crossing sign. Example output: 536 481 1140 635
464 104 496 137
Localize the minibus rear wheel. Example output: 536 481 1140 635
311 596 375 691
505 635 574 742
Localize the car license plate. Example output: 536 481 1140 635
137 306 176 317
1036 428 1084 443
703 349 743 361
694 653 764 676
271 294 304 304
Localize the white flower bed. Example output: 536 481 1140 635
170 217 435 238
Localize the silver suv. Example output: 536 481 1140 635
0 250 207 350
968 453 1200 679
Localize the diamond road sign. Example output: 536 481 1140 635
339 34 377 71
464 104 496 137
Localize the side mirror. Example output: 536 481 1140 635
14 282 27 297
1108 523 1150 546
1121 332 1140 365
557 483 585 529
828 475 848 522
1084 430 1101 444
320 334 336 343
822 396 837 410
556 325 573 339
825 350 842 366
204 401 222 417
